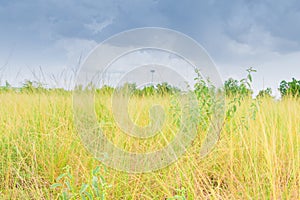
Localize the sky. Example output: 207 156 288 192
1 0 300 96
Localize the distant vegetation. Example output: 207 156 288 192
1 75 300 99
224 78 252 97
111 82 181 96
257 87 273 99
279 78 300 97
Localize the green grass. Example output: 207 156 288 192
0 91 299 199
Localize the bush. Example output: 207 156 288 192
224 78 252 97
279 78 300 97
257 88 273 99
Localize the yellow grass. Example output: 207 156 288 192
0 91 299 199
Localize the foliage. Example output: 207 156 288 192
156 82 180 95
225 67 256 120
224 78 252 97
193 69 216 130
96 85 114 95
224 67 255 97
140 85 156 96
51 166 111 200
21 80 47 93
257 88 273 99
279 78 300 97
0 81 12 92
119 82 137 93
114 82 180 96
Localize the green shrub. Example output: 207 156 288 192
279 78 300 97
257 88 273 99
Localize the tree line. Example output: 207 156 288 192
1 77 299 99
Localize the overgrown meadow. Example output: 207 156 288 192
0 69 299 199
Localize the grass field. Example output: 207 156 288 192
0 91 299 199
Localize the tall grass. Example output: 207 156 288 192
0 91 299 199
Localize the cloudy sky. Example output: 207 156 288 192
1 0 300 96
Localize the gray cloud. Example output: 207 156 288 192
0 0 300 95
2 0 300 52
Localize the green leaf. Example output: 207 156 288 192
246 82 251 88
100 175 105 185
233 105 237 113
248 74 252 82
56 173 66 181
93 166 101 176
50 183 62 189
80 183 89 194
62 191 69 200
65 180 73 191
84 192 93 200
